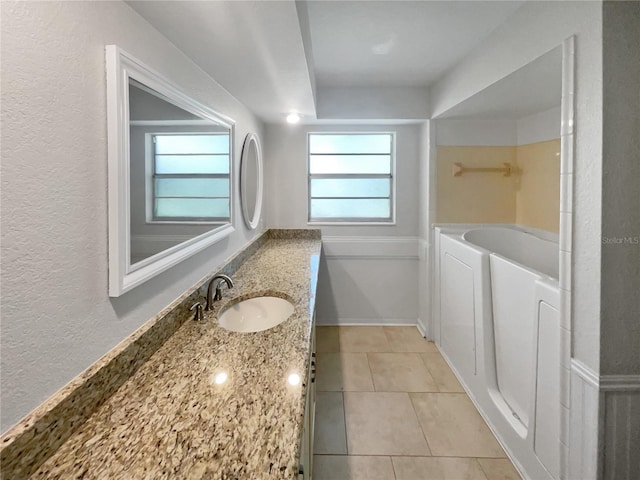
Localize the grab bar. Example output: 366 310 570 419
452 162 512 177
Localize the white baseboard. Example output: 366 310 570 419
416 318 428 338
316 317 418 327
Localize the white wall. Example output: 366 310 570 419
0 1 264 433
435 118 517 146
429 0 603 374
264 123 420 324
517 106 561 145
436 108 561 148
316 87 429 120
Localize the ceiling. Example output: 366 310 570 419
129 1 531 123
128 1 317 123
307 1 524 88
436 45 562 120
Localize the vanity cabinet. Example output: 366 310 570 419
298 320 316 480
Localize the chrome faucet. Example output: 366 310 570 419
205 274 234 310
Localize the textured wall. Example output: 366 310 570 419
0 1 264 433
600 1 640 376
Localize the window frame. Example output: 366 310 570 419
147 132 231 225
306 132 397 225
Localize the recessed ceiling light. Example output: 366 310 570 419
286 113 301 124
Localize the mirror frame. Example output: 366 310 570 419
239 133 263 230
106 45 235 297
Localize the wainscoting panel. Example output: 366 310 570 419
316 236 419 325
568 362 640 480
321 236 419 259
601 376 640 480
568 360 599 480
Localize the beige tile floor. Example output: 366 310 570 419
313 326 522 480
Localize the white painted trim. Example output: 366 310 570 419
599 375 640 392
418 238 429 261
308 221 397 226
570 358 600 389
315 318 417 327
106 45 236 297
240 133 263 230
322 236 419 259
416 318 428 338
306 131 398 225
131 234 196 242
130 234 197 256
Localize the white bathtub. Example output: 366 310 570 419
434 225 561 480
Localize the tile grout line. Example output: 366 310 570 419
365 352 379 392
407 391 435 457
341 390 349 456
475 458 493 480
337 326 349 456
419 353 437 392
389 455 398 480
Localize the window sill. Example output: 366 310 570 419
307 221 396 226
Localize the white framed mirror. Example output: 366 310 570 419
239 133 263 230
106 45 235 297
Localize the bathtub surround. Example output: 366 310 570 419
436 145 518 224
0 230 321 479
436 137 561 232
515 140 561 232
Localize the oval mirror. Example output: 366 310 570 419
240 133 263 230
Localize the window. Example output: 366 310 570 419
152 133 230 222
308 133 394 223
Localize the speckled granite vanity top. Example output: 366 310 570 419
9 233 321 479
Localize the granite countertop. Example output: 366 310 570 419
29 236 321 479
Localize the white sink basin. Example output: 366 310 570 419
218 296 295 333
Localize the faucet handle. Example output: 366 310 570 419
190 302 204 321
